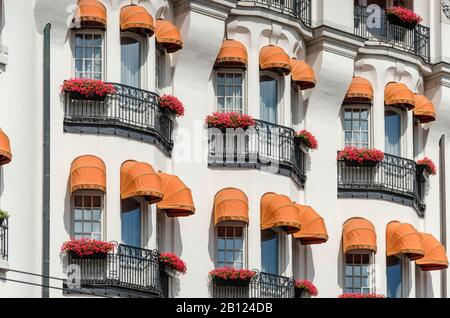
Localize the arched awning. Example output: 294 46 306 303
155 19 183 53
0 128 12 166
260 192 301 234
386 221 424 261
259 45 292 75
293 204 328 245
416 233 448 271
214 188 249 225
215 40 248 68
120 5 154 36
342 217 377 254
344 77 374 103
291 58 316 90
385 82 415 110
414 94 436 124
120 160 163 204
157 172 195 217
73 0 107 28
70 155 106 193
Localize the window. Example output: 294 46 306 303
216 71 244 114
121 35 142 88
121 198 142 248
217 224 246 269
385 109 402 156
261 229 279 275
260 74 279 124
73 193 103 240
155 46 165 92
343 106 370 148
344 252 375 294
74 32 104 79
387 255 403 298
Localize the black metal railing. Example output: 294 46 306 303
238 0 312 26
0 219 8 261
212 271 295 298
63 83 174 155
337 152 426 216
65 244 163 297
208 120 307 187
354 5 430 62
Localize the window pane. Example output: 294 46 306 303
83 223 92 233
83 210 92 220
354 266 361 276
92 196 101 208
225 74 233 85
234 239 243 250
344 110 352 120
74 196 83 207
225 239 233 250
92 222 101 233
346 277 353 287
74 209 83 220
74 222 83 233
218 251 225 262
345 265 352 276
217 85 225 96
93 34 102 46
354 277 361 288
235 74 242 85
75 34 84 46
226 251 234 262
217 226 226 237
218 238 225 250
217 74 225 85
226 227 234 237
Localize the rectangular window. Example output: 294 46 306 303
345 253 374 294
73 194 103 240
74 32 104 79
217 225 245 269
216 71 244 114
261 229 279 275
387 255 403 298
155 46 165 92
343 106 370 148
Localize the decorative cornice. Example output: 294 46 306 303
173 0 237 21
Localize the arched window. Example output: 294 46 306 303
260 74 280 124
72 191 104 240
121 34 144 88
385 109 402 156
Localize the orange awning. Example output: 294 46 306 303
414 94 436 124
214 188 249 225
74 0 107 28
293 204 328 245
291 58 316 90
157 172 195 217
259 45 292 75
70 155 106 193
416 233 448 271
342 218 377 253
120 160 163 203
120 5 154 36
0 128 12 166
260 192 301 234
344 77 374 103
386 221 424 261
215 40 248 68
385 82 415 110
155 19 183 53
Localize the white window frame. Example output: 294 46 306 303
155 44 165 93
71 190 105 240
120 31 147 89
72 30 106 80
384 106 406 157
259 71 284 125
341 104 372 149
215 222 248 269
344 250 376 294
214 69 247 114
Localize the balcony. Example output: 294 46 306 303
208 120 307 188
212 271 295 298
337 152 426 216
0 219 8 262
64 244 169 298
354 5 430 62
237 0 312 27
63 83 174 156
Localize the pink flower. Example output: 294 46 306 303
295 280 318 297
61 238 115 258
339 293 385 298
417 157 437 175
295 130 319 151
205 112 256 130
159 253 187 274
61 78 116 98
159 95 185 117
387 6 422 25
209 267 256 281
337 147 384 164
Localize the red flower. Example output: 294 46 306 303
159 95 185 117
387 6 422 25
295 280 318 297
209 267 256 281
61 78 116 98
61 238 115 258
339 293 385 298
417 157 437 175
295 130 319 151
337 147 385 164
159 253 187 274
205 112 256 130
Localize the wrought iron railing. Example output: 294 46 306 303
337 152 426 216
208 119 307 187
212 271 295 298
238 0 312 26
0 219 8 261
63 83 174 155
65 244 164 297
354 5 430 62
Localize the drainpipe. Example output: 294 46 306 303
42 23 51 298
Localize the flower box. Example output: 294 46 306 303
68 251 108 260
213 277 251 287
69 91 108 102
61 238 115 259
344 160 378 168
386 7 422 30
209 267 256 287
417 157 436 179
205 112 256 131
159 253 187 275
159 95 185 117
61 78 116 102
295 289 311 298
294 280 318 298
294 130 318 152
338 147 384 167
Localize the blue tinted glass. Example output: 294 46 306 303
261 230 279 275
121 207 141 247
387 256 402 298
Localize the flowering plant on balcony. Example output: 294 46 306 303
417 157 437 176
205 112 256 130
339 293 385 298
295 130 318 151
61 238 115 259
386 6 422 30
337 147 385 166
159 94 185 117
0 209 9 226
159 253 187 275
295 280 318 298
209 267 256 284
61 78 116 101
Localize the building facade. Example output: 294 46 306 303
1 0 450 298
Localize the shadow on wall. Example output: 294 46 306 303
63 178 71 236
0 168 3 197
337 237 344 294
305 245 316 282
207 206 216 298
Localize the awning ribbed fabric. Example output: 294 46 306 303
259 45 292 75
414 94 436 124
120 5 154 36
344 77 374 103
0 128 12 166
293 204 328 245
120 160 163 204
386 221 425 261
156 172 195 217
260 192 301 234
215 40 248 68
385 82 415 110
214 188 249 225
342 218 377 254
290 58 316 90
74 0 107 28
70 155 106 193
155 19 183 53
416 233 449 271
